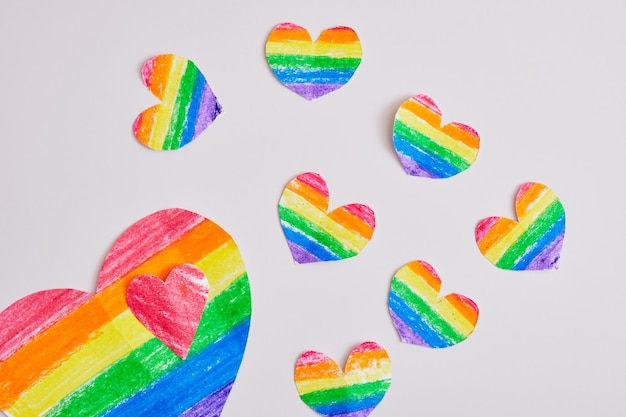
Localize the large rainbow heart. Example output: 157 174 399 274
392 94 480 178
278 172 375 263
475 182 566 270
265 23 362 100
388 260 479 348
294 341 392 417
0 208 251 416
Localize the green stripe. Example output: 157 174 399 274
266 54 361 70
496 201 565 269
300 379 390 408
45 274 251 417
278 205 357 259
163 61 199 150
391 278 465 344
393 119 470 171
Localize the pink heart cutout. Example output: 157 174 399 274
126 264 209 359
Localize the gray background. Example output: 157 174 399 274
0 0 624 415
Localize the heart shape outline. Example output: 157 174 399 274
278 172 376 263
0 208 251 416
388 260 479 348
294 341 392 417
392 94 480 178
127 264 209 360
475 182 566 270
133 54 222 150
265 22 362 100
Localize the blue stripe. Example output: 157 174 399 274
281 222 341 261
271 68 354 84
180 72 206 147
313 393 386 415
393 134 461 178
388 289 453 348
512 213 566 270
101 320 250 417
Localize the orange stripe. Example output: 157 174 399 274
0 219 230 408
328 207 374 239
401 99 442 129
295 360 342 380
441 123 480 149
148 55 173 99
477 218 516 253
286 180 328 211
516 183 545 217
268 26 311 43
445 294 479 326
345 350 389 373
406 261 441 292
317 27 360 44
136 106 157 145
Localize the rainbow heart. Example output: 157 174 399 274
0 208 251 416
278 172 375 263
475 182 566 270
392 94 480 178
265 22 362 100
133 54 222 150
294 341 392 417
126 264 209 360
388 260 479 348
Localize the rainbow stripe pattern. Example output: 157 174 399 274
133 54 222 150
0 208 251 416
392 94 480 178
294 341 392 417
278 172 376 263
388 260 479 348
475 182 566 270
265 22 362 100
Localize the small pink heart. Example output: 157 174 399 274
126 264 209 359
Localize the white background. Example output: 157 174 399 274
1 0 624 416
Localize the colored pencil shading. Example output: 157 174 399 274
266 22 362 100
392 94 480 178
475 182 566 270
294 341 392 417
388 260 479 348
133 54 222 150
0 208 251 417
278 172 375 263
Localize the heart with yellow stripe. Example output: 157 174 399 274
294 341 392 417
278 172 376 263
475 182 566 270
0 208 251 416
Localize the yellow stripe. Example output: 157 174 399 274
484 188 557 262
434 297 476 336
195 240 246 302
266 41 362 58
149 56 186 149
395 266 440 301
397 107 478 163
295 360 392 395
8 309 152 416
280 189 370 252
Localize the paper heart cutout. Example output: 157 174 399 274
388 260 479 348
0 208 251 416
393 94 480 178
133 54 222 150
476 182 566 270
278 172 375 263
127 264 209 360
294 341 392 417
266 22 362 100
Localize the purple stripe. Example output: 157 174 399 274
194 83 221 137
180 383 233 417
332 408 376 417
526 232 564 270
284 83 345 100
389 308 428 346
397 154 437 178
288 241 321 263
